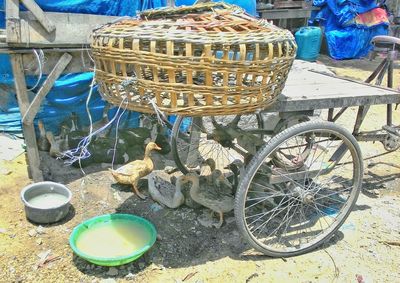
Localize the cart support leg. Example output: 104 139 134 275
353 105 370 135
10 54 43 181
387 53 394 126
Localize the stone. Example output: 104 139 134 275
113 191 122 202
164 166 176 174
28 229 37 237
36 238 43 245
106 267 118 276
138 262 145 269
100 279 116 283
125 273 136 280
36 226 45 235
197 216 214 228
0 168 12 175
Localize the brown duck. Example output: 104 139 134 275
181 173 234 228
109 142 161 199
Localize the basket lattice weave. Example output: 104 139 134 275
91 3 297 116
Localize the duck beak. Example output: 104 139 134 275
155 144 162 151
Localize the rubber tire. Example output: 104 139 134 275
234 120 363 257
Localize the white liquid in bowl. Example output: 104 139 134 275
76 221 150 258
28 193 68 208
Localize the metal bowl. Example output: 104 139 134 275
21 181 72 224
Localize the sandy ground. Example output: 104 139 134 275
1 57 400 283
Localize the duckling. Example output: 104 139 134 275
67 113 87 149
181 173 234 228
201 158 216 180
37 120 50 151
171 174 202 209
201 158 233 195
90 103 111 138
46 130 69 158
148 172 185 208
109 142 162 199
224 159 244 194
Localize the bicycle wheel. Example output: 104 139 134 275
171 114 265 174
235 121 363 257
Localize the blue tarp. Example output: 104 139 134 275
310 0 389 59
0 0 166 134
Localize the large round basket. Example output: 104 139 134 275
91 3 297 116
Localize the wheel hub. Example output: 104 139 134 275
293 186 314 204
383 133 400 151
208 128 235 148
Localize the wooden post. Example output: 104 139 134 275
22 53 72 124
167 0 175 7
20 0 56 34
10 54 43 181
5 0 21 44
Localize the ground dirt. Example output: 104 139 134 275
1 57 400 283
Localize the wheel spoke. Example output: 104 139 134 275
236 121 362 257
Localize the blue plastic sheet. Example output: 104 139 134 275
175 0 257 16
0 0 167 134
310 0 389 60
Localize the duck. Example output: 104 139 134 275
109 142 162 199
91 136 130 164
37 120 50 151
201 158 233 195
224 159 245 194
46 130 69 158
155 132 171 155
66 112 88 149
90 103 111 138
181 173 234 228
178 174 203 209
118 127 151 147
148 172 185 208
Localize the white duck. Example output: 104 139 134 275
148 173 185 209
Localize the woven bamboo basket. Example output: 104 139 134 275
91 3 297 116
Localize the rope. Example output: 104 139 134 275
26 49 44 91
111 100 128 170
61 67 129 174
121 77 167 126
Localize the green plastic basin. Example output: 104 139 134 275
69 214 157 266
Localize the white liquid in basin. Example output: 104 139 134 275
76 221 150 258
28 193 68 208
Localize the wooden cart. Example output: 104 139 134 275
2 0 400 257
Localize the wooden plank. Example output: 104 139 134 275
264 70 400 112
22 53 72 124
23 50 92 75
20 0 56 34
0 48 93 74
5 0 21 43
10 54 43 182
258 8 317 20
7 12 120 47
